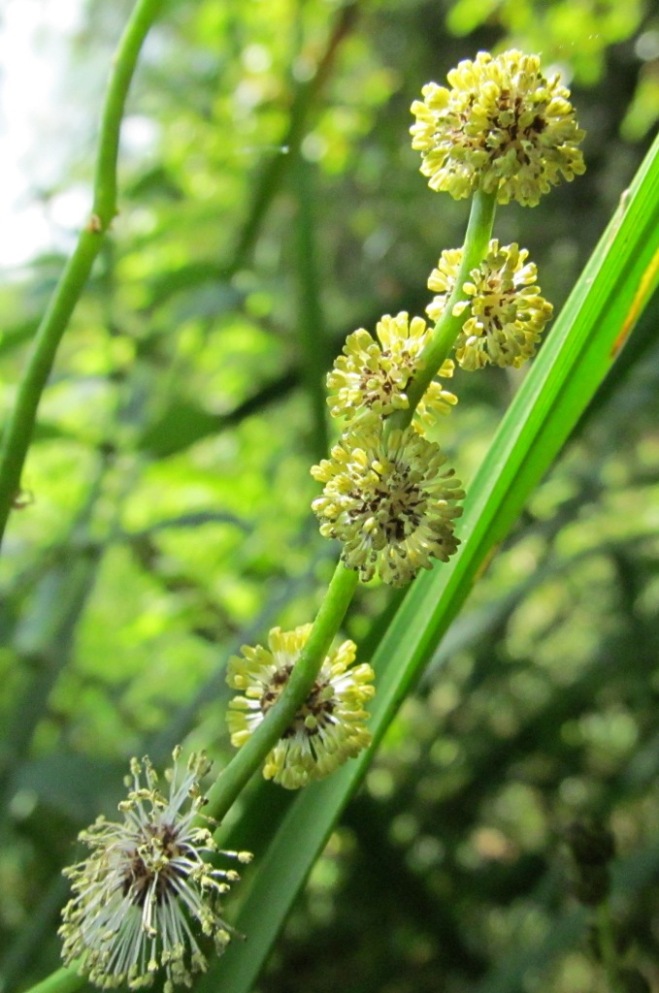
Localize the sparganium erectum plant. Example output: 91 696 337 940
2 40 585 993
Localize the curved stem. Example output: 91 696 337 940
21 567 358 993
20 184 495 993
205 561 359 823
0 0 163 551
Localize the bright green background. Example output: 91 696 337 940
1 1 658 992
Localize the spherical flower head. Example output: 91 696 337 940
327 312 457 425
311 418 464 586
227 625 375 789
59 748 252 992
426 240 553 370
410 50 585 206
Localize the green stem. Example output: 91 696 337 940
0 0 163 551
21 164 495 993
294 154 329 461
389 189 497 432
205 561 359 822
596 902 623 992
227 2 359 275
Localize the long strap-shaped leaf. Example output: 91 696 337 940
206 133 659 993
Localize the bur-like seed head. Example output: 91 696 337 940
227 625 375 789
311 418 464 586
410 50 585 206
427 240 553 370
327 312 457 425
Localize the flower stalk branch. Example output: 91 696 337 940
0 0 164 550
18 967 84 993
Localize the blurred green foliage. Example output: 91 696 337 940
1 0 658 991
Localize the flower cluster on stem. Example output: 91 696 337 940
227 624 375 788
426 241 553 370
327 311 457 425
410 50 585 206
312 420 464 586
224 47 584 799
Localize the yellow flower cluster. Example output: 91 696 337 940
228 49 585 797
312 421 464 587
327 312 457 424
410 50 585 206
227 625 375 789
426 241 554 369
314 51 584 584
318 309 464 587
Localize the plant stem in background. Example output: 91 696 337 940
596 902 624 993
226 2 360 276
294 153 330 461
0 0 163 551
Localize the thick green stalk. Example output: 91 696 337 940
18 181 494 993
205 561 359 822
0 0 163 550
16 565 358 993
415 189 497 401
